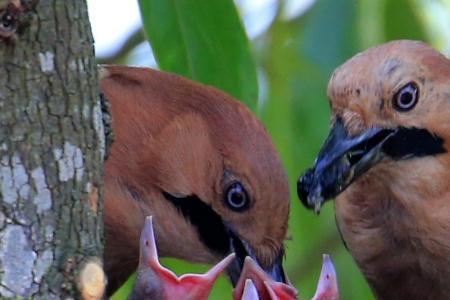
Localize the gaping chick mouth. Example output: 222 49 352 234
162 191 287 286
297 118 446 213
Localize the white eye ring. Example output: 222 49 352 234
224 182 249 212
394 82 419 111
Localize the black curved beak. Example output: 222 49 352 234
227 229 286 286
297 118 395 213
297 118 446 213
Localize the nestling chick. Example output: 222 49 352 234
241 280 260 300
311 255 339 300
232 254 338 300
100 66 290 295
298 40 450 299
232 256 298 300
131 217 336 300
129 216 234 300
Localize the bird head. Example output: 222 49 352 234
151 96 290 284
297 40 449 211
102 66 290 291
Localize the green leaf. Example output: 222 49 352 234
139 0 258 109
358 0 428 49
259 0 374 298
384 0 428 42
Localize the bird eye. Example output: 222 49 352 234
224 182 249 212
393 82 419 112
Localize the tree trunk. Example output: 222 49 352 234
0 0 104 298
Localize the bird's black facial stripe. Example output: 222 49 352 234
162 192 229 256
161 192 288 287
383 127 446 159
297 122 446 212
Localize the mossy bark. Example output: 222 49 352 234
0 0 104 298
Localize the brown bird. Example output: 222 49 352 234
100 65 290 295
297 40 450 300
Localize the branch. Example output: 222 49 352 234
96 27 146 64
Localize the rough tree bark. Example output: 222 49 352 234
0 0 104 298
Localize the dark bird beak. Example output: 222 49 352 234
297 118 395 213
297 118 446 213
227 229 287 287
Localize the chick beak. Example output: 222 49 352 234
134 216 235 300
232 256 298 300
227 229 287 287
311 254 340 300
297 118 395 213
241 279 260 300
